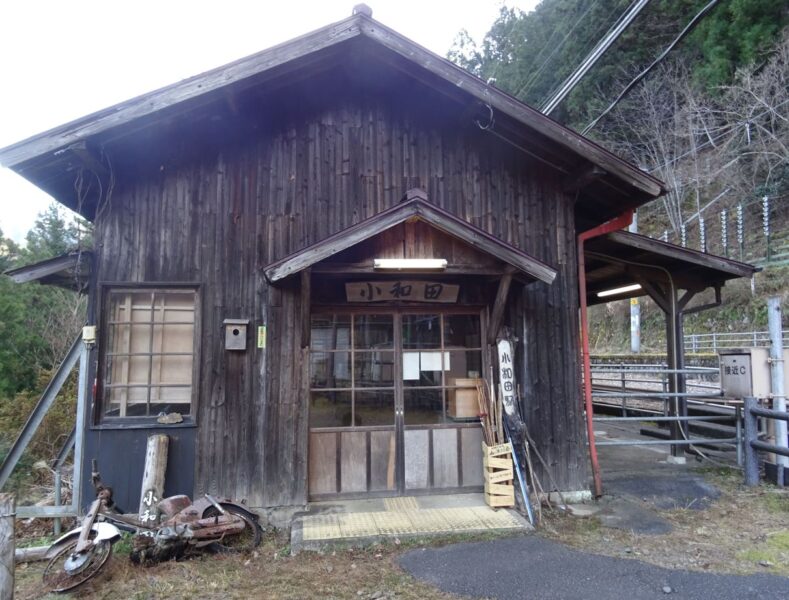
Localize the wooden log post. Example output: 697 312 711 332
14 545 48 564
138 435 169 523
0 493 15 599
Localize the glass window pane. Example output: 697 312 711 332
445 350 483 381
310 391 352 428
447 381 482 421
353 314 393 349
404 389 444 425
310 315 351 351
103 288 196 420
355 391 394 426
402 314 441 350
154 292 195 323
159 323 194 353
151 385 192 416
156 354 193 384
354 351 394 388
310 352 351 388
403 351 446 387
444 315 481 349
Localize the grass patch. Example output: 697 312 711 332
763 490 789 514
539 466 789 577
15 535 54 549
738 531 789 570
14 527 512 600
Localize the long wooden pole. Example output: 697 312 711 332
0 493 15 600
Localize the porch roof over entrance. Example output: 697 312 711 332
584 231 759 305
262 191 557 285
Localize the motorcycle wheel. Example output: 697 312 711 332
203 505 262 552
42 536 113 593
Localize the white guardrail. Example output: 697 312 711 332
685 330 789 353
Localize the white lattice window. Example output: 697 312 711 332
102 288 197 419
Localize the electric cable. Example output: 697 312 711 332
583 0 722 134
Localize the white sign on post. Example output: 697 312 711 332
497 339 518 418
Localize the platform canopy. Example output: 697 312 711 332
584 231 758 306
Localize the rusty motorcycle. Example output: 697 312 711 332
42 462 262 593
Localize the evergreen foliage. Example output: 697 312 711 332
0 207 89 397
449 0 788 128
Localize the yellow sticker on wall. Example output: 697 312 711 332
257 325 266 349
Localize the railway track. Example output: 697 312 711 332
591 384 740 453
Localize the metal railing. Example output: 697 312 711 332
589 363 740 456
685 330 789 353
0 334 88 519
743 396 788 487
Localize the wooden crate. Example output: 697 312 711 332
482 442 515 507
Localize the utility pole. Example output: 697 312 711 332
629 215 640 353
540 0 650 116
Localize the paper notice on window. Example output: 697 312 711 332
419 351 450 371
403 351 420 380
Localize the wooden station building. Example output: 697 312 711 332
0 7 756 515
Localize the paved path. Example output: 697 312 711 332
399 536 788 600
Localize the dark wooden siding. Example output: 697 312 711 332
91 93 588 508
82 427 195 512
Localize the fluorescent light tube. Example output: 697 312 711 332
596 283 642 298
373 258 447 270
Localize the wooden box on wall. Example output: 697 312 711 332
447 378 482 419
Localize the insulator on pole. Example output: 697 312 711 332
721 210 728 255
699 217 706 252
680 223 687 248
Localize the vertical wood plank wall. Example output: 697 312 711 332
94 96 588 507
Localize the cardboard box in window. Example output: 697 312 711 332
447 378 482 419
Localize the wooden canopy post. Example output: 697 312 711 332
301 268 311 349
488 270 514 346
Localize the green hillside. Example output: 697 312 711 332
450 0 788 352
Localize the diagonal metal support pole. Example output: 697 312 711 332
0 334 83 490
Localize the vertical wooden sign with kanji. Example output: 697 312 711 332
497 339 518 418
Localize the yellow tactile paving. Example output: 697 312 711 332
301 514 343 541
398 509 446 532
300 503 527 541
337 512 379 537
370 510 415 535
384 496 420 512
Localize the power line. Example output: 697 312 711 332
515 0 602 98
533 0 631 101
582 0 722 134
540 0 650 116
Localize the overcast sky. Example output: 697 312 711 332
0 0 538 243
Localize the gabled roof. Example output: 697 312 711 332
264 192 557 285
0 9 664 226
